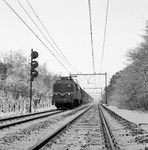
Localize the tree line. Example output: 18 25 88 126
102 22 148 111
0 50 60 113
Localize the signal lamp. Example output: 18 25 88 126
31 50 39 81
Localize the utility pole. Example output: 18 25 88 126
105 72 107 105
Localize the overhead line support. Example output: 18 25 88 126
70 72 108 104
70 73 106 76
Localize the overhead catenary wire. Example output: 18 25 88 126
88 0 95 74
100 0 109 73
17 0 77 74
26 0 79 74
3 0 71 74
88 0 97 89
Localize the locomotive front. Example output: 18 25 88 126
52 78 75 109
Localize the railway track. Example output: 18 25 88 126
100 104 148 150
28 104 148 150
0 109 63 130
0 104 148 149
0 104 92 149
28 105 118 150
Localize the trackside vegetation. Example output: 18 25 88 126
102 22 148 111
0 50 60 113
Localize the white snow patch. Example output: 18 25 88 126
108 106 148 124
0 105 57 118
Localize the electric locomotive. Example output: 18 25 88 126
52 76 90 109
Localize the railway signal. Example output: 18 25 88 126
30 49 39 113
31 50 39 81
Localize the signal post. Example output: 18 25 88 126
30 49 39 113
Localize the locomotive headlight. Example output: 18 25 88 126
68 93 71 95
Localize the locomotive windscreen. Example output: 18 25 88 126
53 84 73 93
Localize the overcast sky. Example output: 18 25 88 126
0 0 148 97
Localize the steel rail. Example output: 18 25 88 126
0 109 57 122
98 104 116 150
0 110 63 130
28 105 94 150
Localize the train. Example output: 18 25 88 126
52 76 92 109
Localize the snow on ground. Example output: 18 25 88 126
0 105 57 118
108 105 148 124
1 104 148 125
